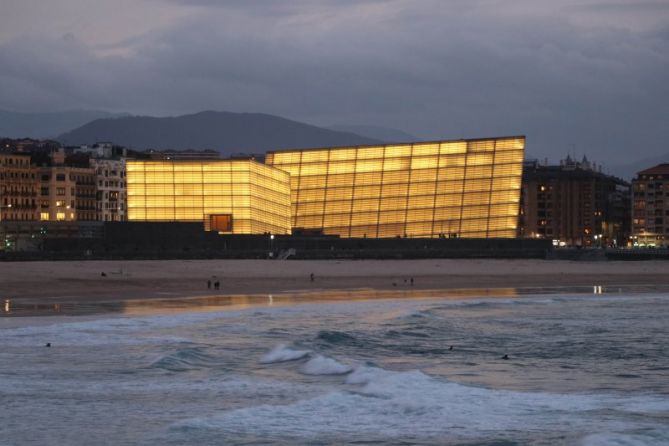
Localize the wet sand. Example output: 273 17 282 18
1 259 667 305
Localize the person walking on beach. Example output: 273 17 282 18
214 281 220 290
310 273 315 282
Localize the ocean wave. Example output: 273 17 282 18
259 344 311 364
384 329 431 339
176 363 669 441
580 431 669 446
316 330 358 345
149 347 216 372
397 309 434 320
300 355 353 375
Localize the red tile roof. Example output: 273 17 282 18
637 163 669 176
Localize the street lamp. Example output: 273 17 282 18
268 233 275 258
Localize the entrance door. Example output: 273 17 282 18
210 214 233 232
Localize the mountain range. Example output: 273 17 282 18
56 111 384 155
0 109 128 139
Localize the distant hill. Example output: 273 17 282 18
328 125 417 143
0 109 128 139
57 111 382 155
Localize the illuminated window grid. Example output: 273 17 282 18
266 136 524 238
126 160 291 234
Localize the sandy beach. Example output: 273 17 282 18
1 259 667 304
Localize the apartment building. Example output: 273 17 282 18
520 157 630 247
632 163 669 247
38 150 97 221
0 153 38 221
91 158 127 221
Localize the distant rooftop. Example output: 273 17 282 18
145 148 220 160
523 156 628 186
637 163 669 176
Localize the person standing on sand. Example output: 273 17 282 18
310 273 315 282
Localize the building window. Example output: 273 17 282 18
40 212 49 221
56 174 65 181
41 187 49 196
57 188 65 196
56 212 66 221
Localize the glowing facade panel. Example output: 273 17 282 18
266 136 525 238
126 160 291 234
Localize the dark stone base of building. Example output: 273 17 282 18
605 248 669 261
546 247 669 261
1 221 551 260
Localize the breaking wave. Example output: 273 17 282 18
259 344 311 364
149 347 217 372
300 355 353 375
177 362 669 442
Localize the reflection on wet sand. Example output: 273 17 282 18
123 287 521 316
3 283 668 318
2 300 125 317
3 288 519 317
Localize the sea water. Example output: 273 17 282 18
1 292 668 445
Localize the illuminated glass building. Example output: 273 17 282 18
126 159 291 234
266 136 525 238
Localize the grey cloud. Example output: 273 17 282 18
0 1 667 167
162 0 396 18
571 1 669 12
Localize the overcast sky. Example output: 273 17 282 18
1 0 668 164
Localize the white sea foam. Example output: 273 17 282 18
300 355 353 375
259 344 311 364
177 364 669 440
617 398 669 414
345 365 393 385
